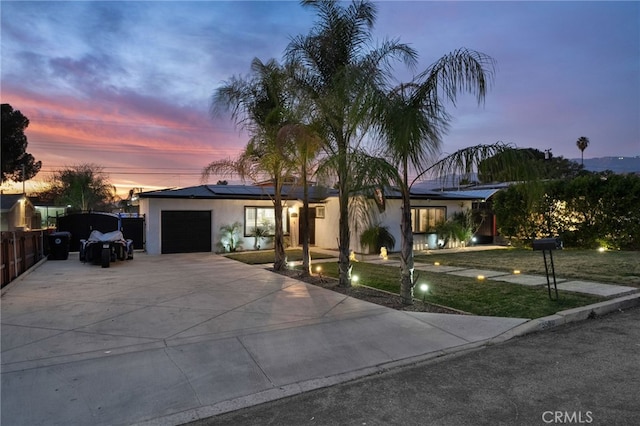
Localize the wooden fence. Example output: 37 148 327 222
1 230 46 289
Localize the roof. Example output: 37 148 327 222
377 186 501 201
1 194 27 211
139 184 338 203
436 189 502 201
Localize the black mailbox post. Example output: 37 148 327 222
532 237 562 300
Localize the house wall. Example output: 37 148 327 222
350 198 474 253
140 195 475 255
140 197 292 255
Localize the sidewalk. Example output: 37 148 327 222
1 252 638 426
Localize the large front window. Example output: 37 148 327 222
411 207 446 233
244 207 288 236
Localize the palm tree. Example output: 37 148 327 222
203 58 293 270
286 0 416 287
374 48 496 304
276 123 323 276
576 136 590 166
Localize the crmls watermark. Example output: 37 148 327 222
542 411 594 424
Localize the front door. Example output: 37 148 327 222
298 207 316 245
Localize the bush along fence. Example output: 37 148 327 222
1 230 46 288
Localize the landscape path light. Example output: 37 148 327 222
419 283 429 304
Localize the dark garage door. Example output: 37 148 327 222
161 210 212 254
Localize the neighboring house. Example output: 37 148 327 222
139 184 500 255
0 193 38 231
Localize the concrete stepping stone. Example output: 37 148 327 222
445 268 510 279
490 274 566 286
557 281 638 297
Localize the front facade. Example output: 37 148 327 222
139 184 495 255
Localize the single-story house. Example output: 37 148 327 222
138 184 500 255
0 193 38 231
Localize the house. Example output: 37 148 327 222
0 193 38 231
138 184 500 255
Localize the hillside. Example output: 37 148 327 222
577 156 640 173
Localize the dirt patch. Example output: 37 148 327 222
272 268 464 314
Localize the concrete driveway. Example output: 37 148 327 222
1 253 528 426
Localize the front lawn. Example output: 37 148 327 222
412 248 640 287
222 247 636 318
317 261 603 318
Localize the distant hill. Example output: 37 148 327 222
576 156 640 173
413 155 640 191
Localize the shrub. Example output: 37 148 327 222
217 222 243 252
360 224 396 254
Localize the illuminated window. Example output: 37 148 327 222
410 207 446 233
244 207 288 236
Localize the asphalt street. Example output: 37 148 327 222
187 306 640 426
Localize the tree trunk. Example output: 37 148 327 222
300 165 312 277
273 181 287 271
399 183 414 304
337 153 351 288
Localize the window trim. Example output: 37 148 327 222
410 206 447 234
244 206 289 237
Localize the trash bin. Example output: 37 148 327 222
48 231 71 260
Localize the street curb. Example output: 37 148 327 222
489 293 640 344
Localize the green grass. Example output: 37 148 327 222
224 248 335 265
318 261 603 319
412 248 640 287
223 247 638 318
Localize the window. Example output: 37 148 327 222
244 207 288 236
411 207 446 233
316 206 325 219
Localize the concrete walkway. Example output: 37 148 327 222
1 252 638 426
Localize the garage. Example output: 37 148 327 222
161 210 212 254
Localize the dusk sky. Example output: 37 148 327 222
2 1 639 196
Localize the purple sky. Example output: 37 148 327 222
2 1 638 195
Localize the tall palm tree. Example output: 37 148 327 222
203 58 293 270
286 0 416 287
576 136 590 166
374 48 496 303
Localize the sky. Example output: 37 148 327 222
2 1 639 197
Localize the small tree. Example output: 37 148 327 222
41 164 116 211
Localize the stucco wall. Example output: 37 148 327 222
140 197 318 255
140 195 474 255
